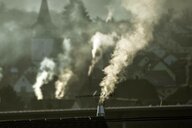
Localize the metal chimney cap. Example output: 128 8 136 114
96 105 105 117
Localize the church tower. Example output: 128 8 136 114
31 0 62 64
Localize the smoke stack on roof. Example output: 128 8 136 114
96 104 105 117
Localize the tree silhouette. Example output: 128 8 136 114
0 85 23 111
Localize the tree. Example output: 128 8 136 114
0 85 23 111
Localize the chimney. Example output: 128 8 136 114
96 104 105 117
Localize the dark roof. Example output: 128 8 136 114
173 33 192 47
111 79 160 105
170 59 188 85
25 71 36 85
0 57 33 88
164 86 192 105
0 117 108 128
145 71 175 87
30 99 75 110
132 52 162 70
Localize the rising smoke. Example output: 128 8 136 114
33 38 74 100
105 8 113 23
0 2 36 65
55 38 73 99
88 32 117 76
99 0 165 103
55 69 73 99
0 67 3 81
2 0 190 102
33 57 56 100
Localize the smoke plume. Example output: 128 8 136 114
32 38 74 100
0 2 37 65
55 69 73 99
33 57 56 100
106 8 113 23
88 32 117 76
99 0 165 103
0 67 3 81
55 38 73 99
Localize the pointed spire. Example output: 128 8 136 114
32 0 57 37
37 0 52 25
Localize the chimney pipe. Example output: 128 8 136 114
96 104 105 117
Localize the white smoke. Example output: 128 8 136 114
0 67 3 81
57 38 72 70
106 8 114 23
62 38 71 63
33 57 56 100
99 0 165 103
88 32 117 76
55 69 73 99
55 38 73 99
32 38 73 100
0 7 35 65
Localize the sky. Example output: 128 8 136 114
0 0 128 20
0 0 192 20
0 0 69 12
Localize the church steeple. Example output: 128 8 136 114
32 0 57 37
36 0 53 26
31 0 62 64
